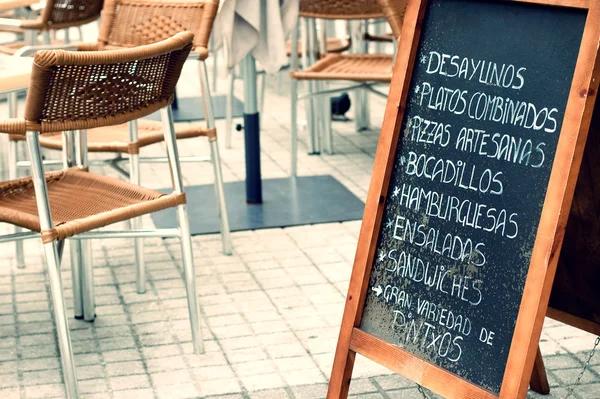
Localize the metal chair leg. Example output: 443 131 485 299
259 73 266 116
128 121 145 294
26 130 79 399
177 203 203 354
160 106 204 354
300 18 319 155
73 130 96 322
360 90 371 131
354 20 371 131
63 28 70 45
199 60 233 255
291 77 298 176
59 131 83 319
80 240 95 322
321 81 334 154
210 36 218 92
7 93 25 269
70 241 84 319
209 139 232 255
225 72 235 149
44 242 80 399
277 69 284 96
290 22 300 176
42 31 51 45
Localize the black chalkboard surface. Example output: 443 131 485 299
359 0 586 394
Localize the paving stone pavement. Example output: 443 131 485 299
1 25 599 399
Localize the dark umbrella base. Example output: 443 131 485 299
150 175 365 235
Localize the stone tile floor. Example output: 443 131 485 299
0 25 599 399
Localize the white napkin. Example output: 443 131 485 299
212 0 299 74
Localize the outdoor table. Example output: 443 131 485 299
213 0 299 203
0 55 31 94
0 0 36 12
159 0 365 236
0 55 31 271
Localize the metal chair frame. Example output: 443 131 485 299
8 52 232 294
0 104 203 399
0 0 99 51
290 17 393 176
8 1 233 298
289 0 407 176
0 34 207 399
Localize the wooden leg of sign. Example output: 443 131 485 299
328 320 357 398
529 346 550 395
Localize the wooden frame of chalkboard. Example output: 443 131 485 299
327 0 600 398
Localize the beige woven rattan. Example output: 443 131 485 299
10 120 216 154
20 0 224 155
0 32 205 399
8 1 232 282
299 0 384 20
286 37 351 57
289 0 408 176
0 0 103 55
94 0 218 60
26 0 103 30
292 53 394 82
3 34 191 136
292 0 407 83
378 0 406 40
0 167 185 243
0 32 193 241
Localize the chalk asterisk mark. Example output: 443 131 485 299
377 251 386 262
414 85 420 94
420 54 428 64
392 186 401 197
386 219 393 229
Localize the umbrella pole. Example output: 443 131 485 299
242 55 263 203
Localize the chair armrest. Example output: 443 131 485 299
195 46 209 61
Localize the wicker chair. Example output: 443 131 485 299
289 0 407 176
9 0 232 297
0 0 103 54
0 32 202 399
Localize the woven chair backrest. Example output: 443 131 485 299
98 0 218 59
23 32 194 133
299 0 384 20
21 0 104 30
377 0 408 39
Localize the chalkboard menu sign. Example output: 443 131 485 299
359 0 586 394
328 0 600 398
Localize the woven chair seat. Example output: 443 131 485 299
292 53 393 82
0 168 185 243
286 37 351 57
9 120 215 155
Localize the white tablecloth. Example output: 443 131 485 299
212 0 299 74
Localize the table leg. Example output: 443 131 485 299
242 55 262 204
